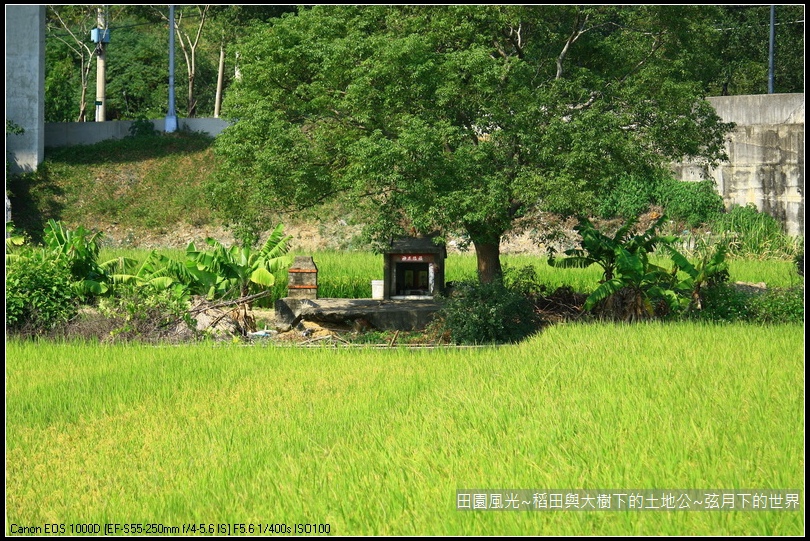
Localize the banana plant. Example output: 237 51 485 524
41 219 112 297
584 246 681 321
5 223 26 251
547 214 686 320
548 215 674 282
110 250 186 292
665 241 729 311
184 223 293 300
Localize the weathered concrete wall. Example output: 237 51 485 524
671 93 804 237
45 117 232 147
5 5 46 173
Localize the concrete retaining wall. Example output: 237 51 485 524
44 118 232 147
671 93 804 237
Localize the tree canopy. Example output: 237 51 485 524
211 5 734 282
41 5 802 124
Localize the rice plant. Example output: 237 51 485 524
6 322 803 535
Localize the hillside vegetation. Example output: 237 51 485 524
7 130 802 263
7 131 367 252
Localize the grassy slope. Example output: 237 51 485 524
8 131 371 252
7 132 219 243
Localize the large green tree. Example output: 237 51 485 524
212 5 733 282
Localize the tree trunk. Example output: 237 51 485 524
77 84 87 122
187 71 196 118
472 239 503 284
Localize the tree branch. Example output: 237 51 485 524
188 290 273 315
556 10 589 80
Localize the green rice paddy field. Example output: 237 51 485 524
5 322 804 535
96 249 805 301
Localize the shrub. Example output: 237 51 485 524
502 264 548 297
596 174 657 220
6 248 78 334
746 286 804 324
710 204 798 259
97 284 197 342
127 117 158 138
687 283 804 324
686 282 750 322
434 279 542 345
655 178 724 228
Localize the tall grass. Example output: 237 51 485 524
710 204 801 259
6 322 803 535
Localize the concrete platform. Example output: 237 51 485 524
274 297 445 331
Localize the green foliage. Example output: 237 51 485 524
5 247 78 333
688 283 804 324
546 215 787 322
43 53 77 122
41 219 110 298
213 5 733 282
6 120 24 135
746 286 805 324
548 215 727 321
106 224 293 305
666 241 730 312
184 224 293 299
584 247 681 321
6 220 114 301
127 118 158 138
710 204 799 259
5 221 290 342
97 283 197 341
434 279 542 344
104 22 173 120
596 174 658 220
548 215 675 282
687 282 750 322
706 5 805 96
502 264 547 297
109 250 185 292
655 178 725 227
5 223 27 249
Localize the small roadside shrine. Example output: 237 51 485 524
382 235 447 300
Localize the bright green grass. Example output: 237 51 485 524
6 323 803 535
725 258 804 288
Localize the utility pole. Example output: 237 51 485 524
768 5 775 94
166 5 178 133
94 5 108 122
